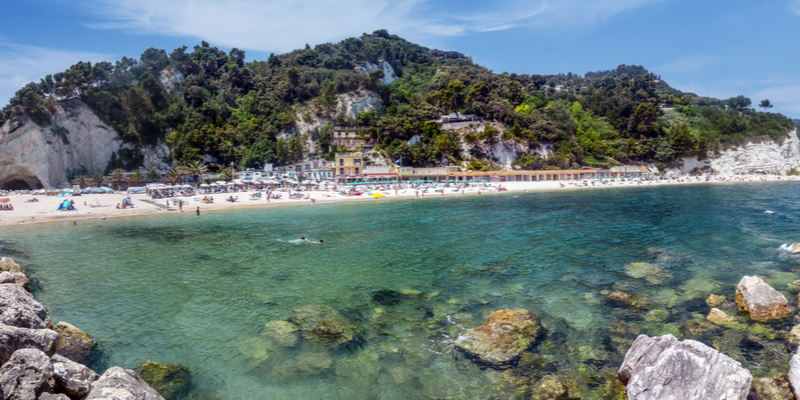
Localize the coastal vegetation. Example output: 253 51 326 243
1 31 793 171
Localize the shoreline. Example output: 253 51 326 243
0 177 796 228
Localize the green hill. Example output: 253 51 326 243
1 30 794 172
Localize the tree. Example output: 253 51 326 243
759 99 773 112
77 176 87 188
184 160 209 187
166 168 185 186
146 167 161 183
670 122 696 156
92 174 105 188
110 168 126 189
130 170 144 186
726 95 751 111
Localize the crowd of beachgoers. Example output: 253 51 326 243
0 173 796 226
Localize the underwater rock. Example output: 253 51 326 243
707 308 736 325
618 334 752 400
624 262 672 284
0 323 60 365
53 322 94 364
529 375 572 400
0 284 50 329
750 375 795 400
291 304 357 345
706 294 725 307
606 290 650 309
454 309 540 366
736 276 791 320
85 366 164 400
262 320 299 348
51 354 99 397
139 361 191 400
644 310 669 322
789 325 800 347
789 280 800 292
680 319 721 340
294 352 333 375
0 348 53 400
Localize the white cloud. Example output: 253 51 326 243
0 43 112 107
789 0 800 14
657 55 716 74
83 0 662 52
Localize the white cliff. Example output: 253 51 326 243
355 60 397 85
672 128 800 175
0 99 170 189
159 68 184 93
336 90 382 119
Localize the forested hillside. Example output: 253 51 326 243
1 30 793 171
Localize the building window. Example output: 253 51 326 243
340 168 344 175
355 167 360 174
339 159 344 166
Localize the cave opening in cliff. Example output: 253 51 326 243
0 179 41 191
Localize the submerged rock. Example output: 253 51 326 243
680 319 722 340
291 304 357 345
0 323 61 365
51 354 99 397
261 320 299 348
454 309 540 366
790 325 800 347
707 308 736 325
529 375 575 400
618 334 752 400
706 294 725 307
0 284 50 329
606 290 650 309
139 361 191 400
85 366 165 400
53 322 94 364
735 276 791 320
750 375 795 400
624 262 672 284
0 348 54 400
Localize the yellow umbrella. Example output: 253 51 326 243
373 193 385 199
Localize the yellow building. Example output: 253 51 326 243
609 166 650 178
334 152 363 176
390 165 459 182
446 169 599 182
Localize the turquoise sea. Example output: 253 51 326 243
3 182 800 399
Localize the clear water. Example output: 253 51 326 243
3 182 800 399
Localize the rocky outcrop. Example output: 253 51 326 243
51 354 99 397
707 308 736 325
454 309 540 365
159 69 184 93
53 322 94 364
0 284 50 329
735 276 791 320
355 60 396 85
336 90 382 119
618 334 752 400
0 99 170 189
673 128 800 175
85 367 165 400
0 324 60 365
0 348 54 400
789 348 800 395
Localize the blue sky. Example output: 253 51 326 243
2 0 799 116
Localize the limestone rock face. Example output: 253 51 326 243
618 334 752 400
158 68 185 92
355 60 397 85
53 322 95 363
735 276 791 320
51 354 99 397
454 309 540 365
84 367 165 400
0 99 170 189
0 272 15 284
0 324 60 365
0 284 50 329
0 348 54 400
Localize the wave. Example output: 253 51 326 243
765 210 775 214
779 243 799 254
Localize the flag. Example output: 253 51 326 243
394 157 402 164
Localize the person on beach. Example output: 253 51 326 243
179 201 183 212
196 207 200 216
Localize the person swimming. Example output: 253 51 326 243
301 237 323 244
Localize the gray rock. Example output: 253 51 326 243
38 393 70 400
735 276 791 320
0 324 60 365
788 347 800 395
618 334 752 400
84 367 165 400
53 322 95 364
0 258 25 275
0 284 50 329
12 273 28 289
0 348 54 400
0 272 15 284
51 354 99 397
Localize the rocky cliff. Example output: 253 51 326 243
0 99 169 189
355 60 397 85
671 129 800 175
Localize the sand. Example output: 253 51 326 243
0 176 794 227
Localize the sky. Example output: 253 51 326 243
2 0 799 116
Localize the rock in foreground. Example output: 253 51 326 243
0 348 54 400
618 334 752 400
85 367 165 400
53 322 95 364
455 309 540 366
735 276 791 320
0 284 50 329
0 324 61 365
51 354 99 397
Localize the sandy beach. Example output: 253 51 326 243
0 175 794 227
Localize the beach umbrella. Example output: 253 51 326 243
0 198 8 203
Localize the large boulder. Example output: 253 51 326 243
0 284 50 329
0 348 54 400
84 367 165 400
618 334 752 400
139 361 191 400
735 276 791 320
0 258 29 288
51 354 99 397
0 324 61 365
789 347 800 395
53 322 95 363
290 304 358 345
454 309 540 365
